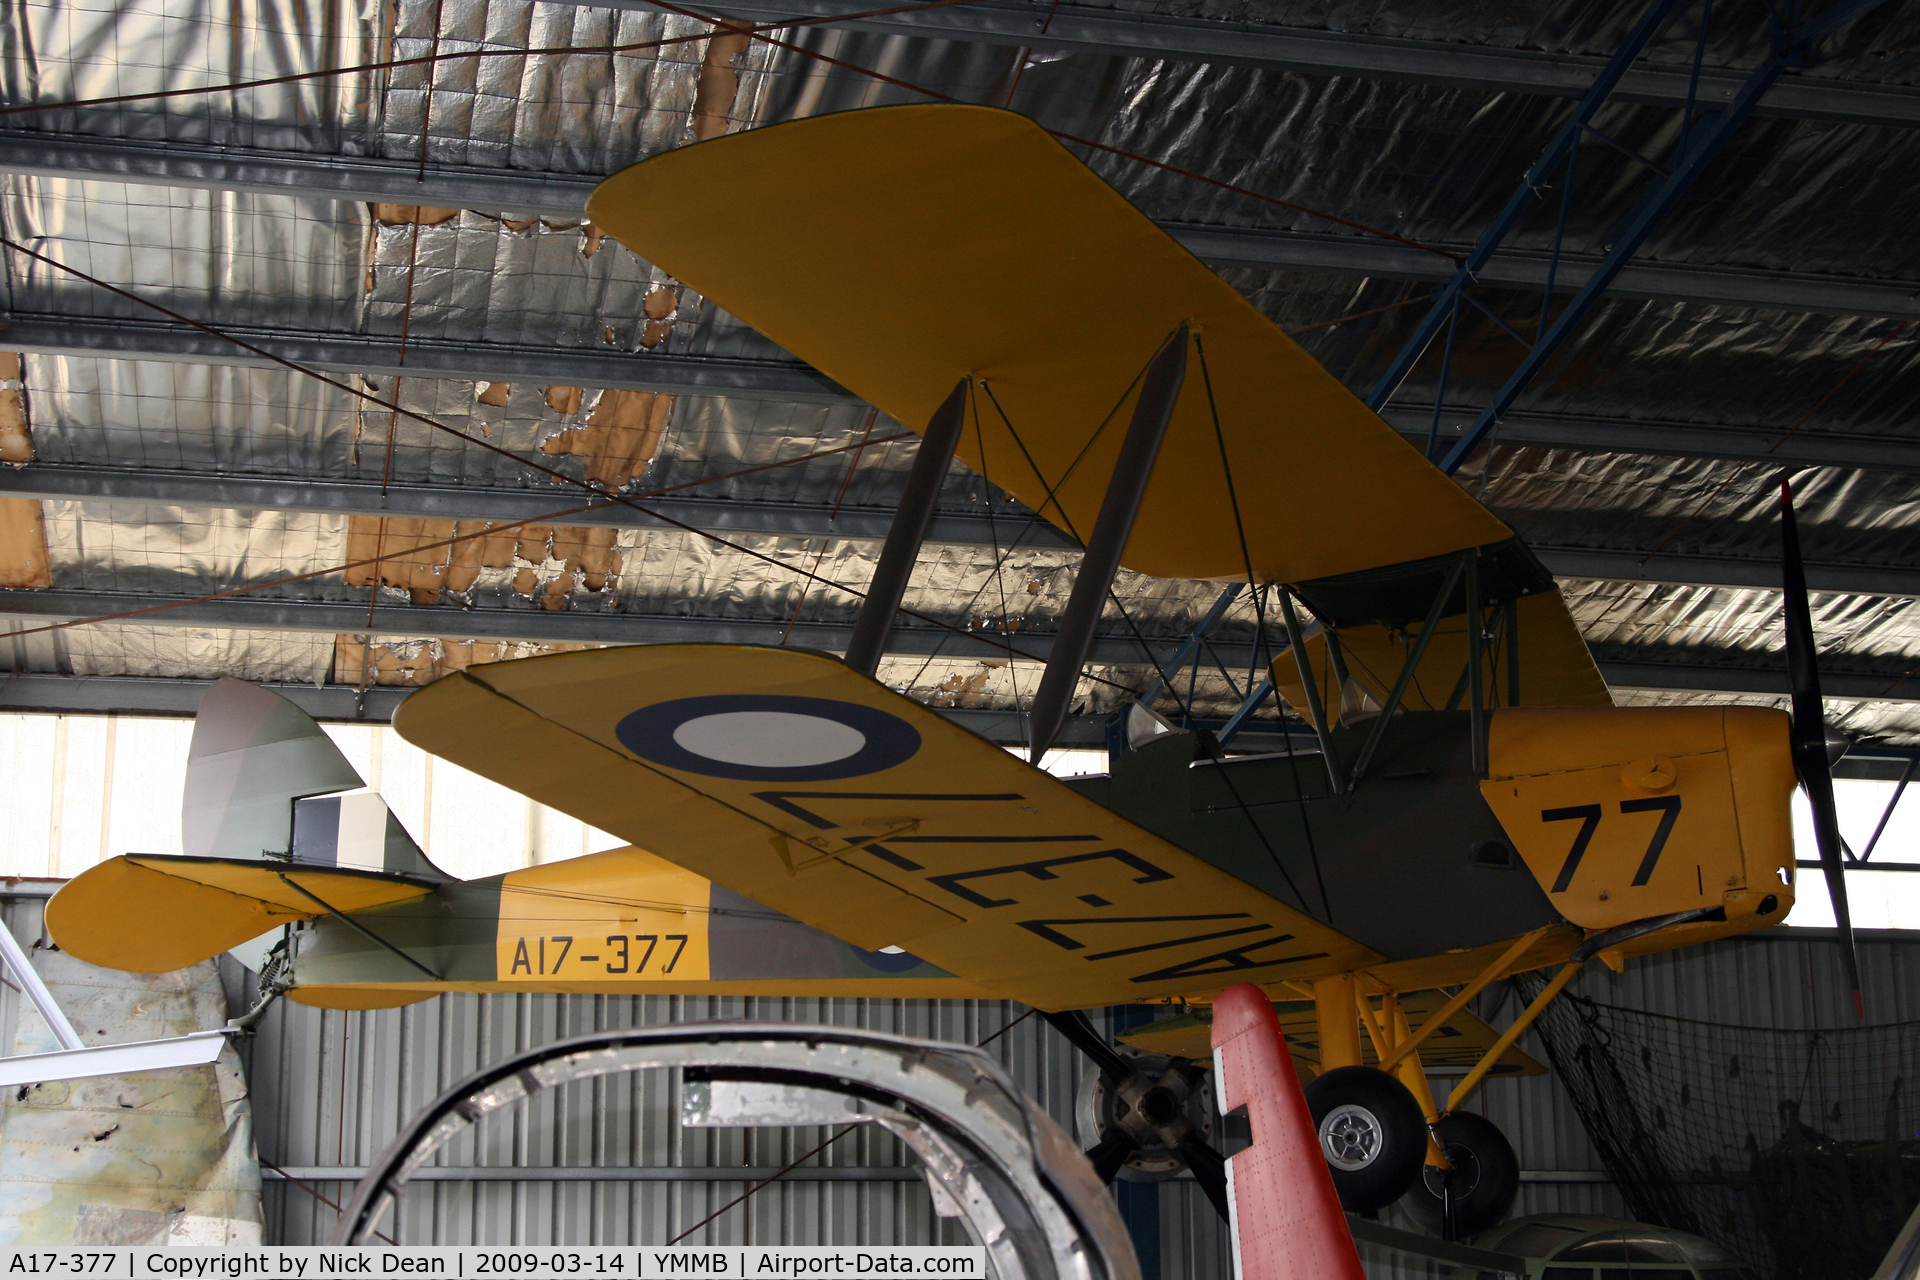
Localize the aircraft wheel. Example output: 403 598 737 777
1302 1066 1428 1213
1400 1111 1519 1239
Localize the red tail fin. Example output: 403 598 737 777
1211 982 1367 1280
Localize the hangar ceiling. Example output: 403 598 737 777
1 0 1917 743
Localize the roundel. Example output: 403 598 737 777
614 694 922 782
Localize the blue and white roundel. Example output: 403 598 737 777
615 694 922 781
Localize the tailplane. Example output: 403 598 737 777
47 681 449 975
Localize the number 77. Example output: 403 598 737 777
1541 797 1683 893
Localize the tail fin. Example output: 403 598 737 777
183 678 364 860
183 678 444 880
1211 982 1366 1280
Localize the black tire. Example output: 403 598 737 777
1302 1065 1429 1214
1399 1111 1520 1239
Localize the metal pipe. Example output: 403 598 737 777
1445 960 1583 1114
1028 327 1189 762
1349 553 1467 788
0 917 85 1051
1466 550 1486 777
844 377 969 676
1859 758 1914 862
1377 928 1550 1074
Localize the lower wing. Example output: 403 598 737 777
393 644 1382 1011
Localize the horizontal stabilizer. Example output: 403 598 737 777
47 854 434 974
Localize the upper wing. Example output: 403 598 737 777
586 104 1511 585
393 644 1382 1011
46 855 433 973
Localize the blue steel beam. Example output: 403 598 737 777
1419 1 1892 474
1365 0 1685 413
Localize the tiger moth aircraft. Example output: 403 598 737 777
48 104 1853 1244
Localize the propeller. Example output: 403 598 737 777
1781 478 1863 1016
1041 1010 1233 1220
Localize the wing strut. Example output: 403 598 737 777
276 873 442 981
1029 326 1189 762
845 377 970 676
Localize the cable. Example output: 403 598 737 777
1194 335 1328 920
0 0 996 118
0 235 1139 691
649 0 1459 260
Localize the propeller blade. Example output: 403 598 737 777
1083 1130 1140 1184
1040 1010 1136 1085
1782 479 1863 1015
1174 1133 1232 1221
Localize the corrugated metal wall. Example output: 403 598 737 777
237 929 1920 1274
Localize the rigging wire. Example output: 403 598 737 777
0 433 907 643
0 0 995 118
649 0 1458 260
1194 334 1327 921
975 379 1179 698
967 380 1032 759
0 235 1140 692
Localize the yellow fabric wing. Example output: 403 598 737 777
587 105 1510 585
47 855 433 974
393 644 1381 1011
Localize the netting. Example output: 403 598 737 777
1515 970 1920 1280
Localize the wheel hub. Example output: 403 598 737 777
1318 1103 1386 1171
1422 1142 1483 1197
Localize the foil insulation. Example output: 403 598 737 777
0 0 1916 741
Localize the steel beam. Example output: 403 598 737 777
1429 5 1893 475
0 463 1076 549
2 312 852 404
14 314 1918 474
1595 657 1919 702
1535 545 1920 599
1391 405 1920 474
1179 223 1920 321
11 465 1916 596
7 134 1918 321
0 587 1244 669
647 0 1920 129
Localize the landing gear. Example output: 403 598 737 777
1400 1110 1519 1239
1302 1066 1429 1214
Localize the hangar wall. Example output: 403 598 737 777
234 926 1920 1272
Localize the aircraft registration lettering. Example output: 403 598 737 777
402 647 1384 1008
494 846 712 984
506 933 691 976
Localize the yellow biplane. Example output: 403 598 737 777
48 105 1853 1240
